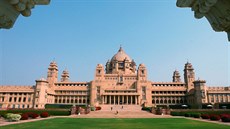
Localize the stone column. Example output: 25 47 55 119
122 95 124 104
135 96 137 105
131 96 133 105
118 95 120 105
126 96 128 105
113 96 115 105
109 95 111 104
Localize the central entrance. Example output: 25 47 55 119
102 95 139 105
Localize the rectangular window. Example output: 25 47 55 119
28 97 31 102
9 97 12 102
18 97 21 102
23 97 26 102
14 97 17 102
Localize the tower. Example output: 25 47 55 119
47 61 58 87
172 70 181 82
137 64 147 81
193 79 207 109
34 78 49 109
95 64 104 80
61 70 69 82
184 62 195 91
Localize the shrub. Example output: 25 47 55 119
193 113 201 118
20 113 29 120
40 112 49 118
142 107 152 112
1 109 70 116
90 107 96 111
221 114 230 122
31 113 39 119
184 113 191 117
170 111 185 116
201 114 210 119
210 114 221 121
95 107 101 111
5 113 21 121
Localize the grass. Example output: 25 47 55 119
1 118 229 129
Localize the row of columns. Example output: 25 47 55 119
55 96 89 104
102 95 139 105
209 95 230 103
152 97 186 104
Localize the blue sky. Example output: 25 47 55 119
0 0 229 86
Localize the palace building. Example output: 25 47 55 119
0 47 230 109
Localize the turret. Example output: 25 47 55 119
184 62 195 91
34 78 48 109
193 79 207 109
95 64 104 80
47 61 58 87
173 70 181 82
137 64 147 81
61 70 69 82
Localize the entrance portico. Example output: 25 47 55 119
101 95 139 105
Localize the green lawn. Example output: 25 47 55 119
1 118 229 129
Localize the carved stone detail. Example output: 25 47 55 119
177 0 230 41
0 15 13 29
0 0 50 29
9 0 50 17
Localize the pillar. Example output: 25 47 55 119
131 96 133 105
113 95 115 105
135 96 137 105
105 96 107 104
109 95 111 104
122 95 124 104
118 95 120 105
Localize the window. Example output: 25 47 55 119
18 97 21 102
9 97 12 102
142 70 144 74
14 97 17 102
120 77 123 82
119 63 124 67
23 97 26 102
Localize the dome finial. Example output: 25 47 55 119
118 44 124 52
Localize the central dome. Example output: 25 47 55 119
111 47 132 62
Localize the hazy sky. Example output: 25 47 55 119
0 0 229 86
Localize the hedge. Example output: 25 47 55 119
170 110 230 116
142 107 152 112
0 109 70 116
